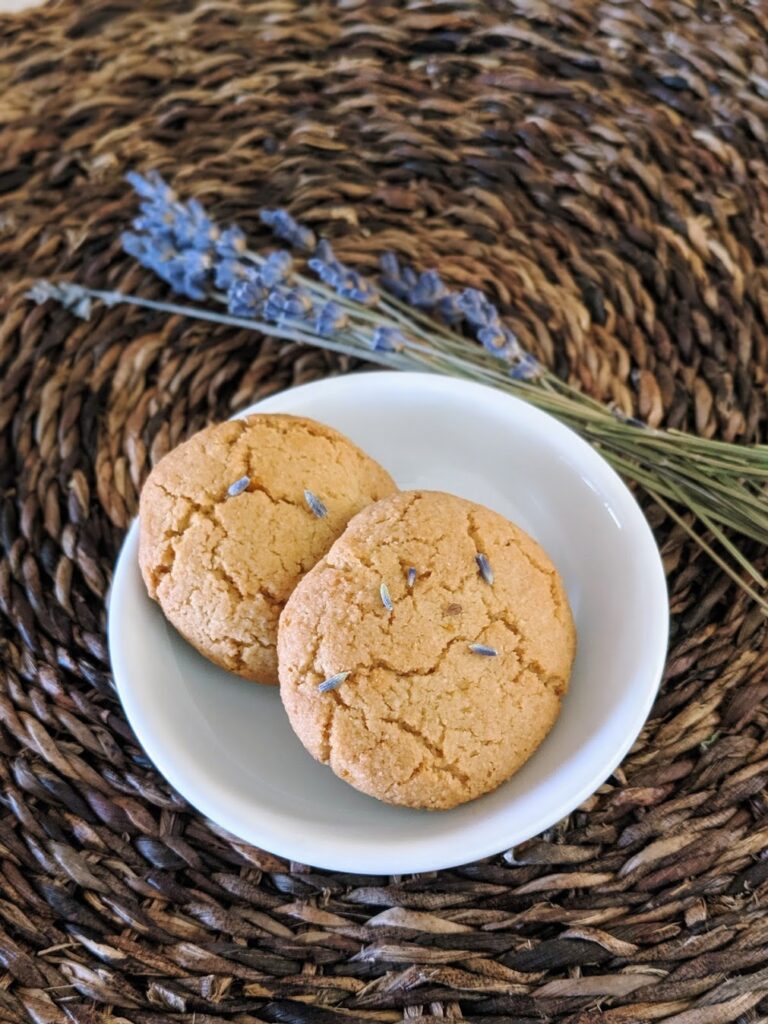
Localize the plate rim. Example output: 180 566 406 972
109 370 669 873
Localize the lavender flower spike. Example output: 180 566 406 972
228 275 265 318
437 291 464 325
265 286 314 321
379 252 463 324
260 209 316 251
379 252 418 300
122 231 211 300
126 172 218 254
409 269 447 308
215 258 254 291
260 250 293 287
458 288 501 331
309 238 378 306
216 225 247 259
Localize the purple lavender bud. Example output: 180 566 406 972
370 326 406 352
215 259 251 291
133 205 174 242
126 170 175 203
121 231 161 267
478 324 523 361
157 250 209 300
458 288 500 329
228 277 265 317
282 287 314 318
378 252 412 299
409 269 446 308
308 239 344 288
315 300 348 336
379 251 400 280
437 292 464 325
310 239 379 306
510 353 542 381
155 199 215 253
260 250 293 288
402 266 419 290
478 325 507 351
378 251 421 299
338 271 378 306
264 286 313 321
216 225 247 259
188 200 218 249
500 326 522 360
315 238 335 263
260 208 316 251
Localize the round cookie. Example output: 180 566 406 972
278 490 576 809
139 414 397 684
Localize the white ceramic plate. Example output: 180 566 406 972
109 371 668 873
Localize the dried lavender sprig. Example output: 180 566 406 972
317 671 350 693
27 279 760 483
39 180 768 602
26 281 412 366
34 277 510 394
123 180 514 382
260 208 316 251
119 175 511 370
379 252 531 368
258 210 520 370
28 279 763 487
29 279 768 608
121 174 539 383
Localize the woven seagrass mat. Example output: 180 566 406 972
1 1 768 1021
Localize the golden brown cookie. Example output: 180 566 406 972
139 414 397 684
278 490 576 809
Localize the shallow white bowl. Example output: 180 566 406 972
109 371 668 873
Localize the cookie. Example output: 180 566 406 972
278 490 576 809
139 414 397 684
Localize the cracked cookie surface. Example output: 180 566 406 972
278 490 576 808
138 414 397 684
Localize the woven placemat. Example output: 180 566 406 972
1 2 768 1021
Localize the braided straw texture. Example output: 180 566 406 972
1 2 767 1022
